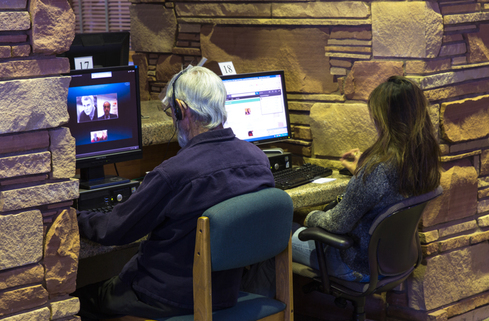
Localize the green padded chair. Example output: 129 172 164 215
108 187 294 321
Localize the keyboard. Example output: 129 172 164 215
273 163 333 190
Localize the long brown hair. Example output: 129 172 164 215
356 76 441 196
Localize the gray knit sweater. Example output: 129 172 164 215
304 162 405 275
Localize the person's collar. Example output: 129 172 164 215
178 127 235 151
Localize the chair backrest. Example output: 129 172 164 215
368 186 443 277
202 188 294 272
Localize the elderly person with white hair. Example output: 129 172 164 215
75 66 274 320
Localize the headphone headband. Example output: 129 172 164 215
172 68 191 121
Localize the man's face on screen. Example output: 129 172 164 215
83 98 94 115
103 102 111 116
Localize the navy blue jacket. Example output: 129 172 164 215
77 128 275 309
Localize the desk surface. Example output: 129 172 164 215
284 172 349 208
140 100 176 146
138 100 351 205
79 173 350 259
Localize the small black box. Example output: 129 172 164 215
268 152 292 173
76 180 140 211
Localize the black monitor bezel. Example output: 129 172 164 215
220 70 292 145
65 65 143 172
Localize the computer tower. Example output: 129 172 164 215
268 152 292 173
75 180 139 211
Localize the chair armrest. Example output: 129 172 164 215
298 227 353 250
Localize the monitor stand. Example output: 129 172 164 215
79 165 130 190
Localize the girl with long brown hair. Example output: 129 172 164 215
292 75 441 281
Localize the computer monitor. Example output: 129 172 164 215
65 65 143 190
220 70 291 145
59 31 130 69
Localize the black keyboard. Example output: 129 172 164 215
273 163 333 190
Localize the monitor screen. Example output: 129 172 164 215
59 31 130 69
65 65 143 189
220 70 291 145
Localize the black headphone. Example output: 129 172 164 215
171 69 188 121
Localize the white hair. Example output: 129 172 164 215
165 66 227 129
82 95 94 103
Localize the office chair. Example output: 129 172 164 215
292 186 443 321
107 187 294 321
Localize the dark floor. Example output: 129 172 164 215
292 274 384 321
295 314 325 321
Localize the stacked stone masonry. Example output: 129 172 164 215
127 0 489 320
0 0 80 320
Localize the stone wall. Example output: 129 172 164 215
0 1 80 320
129 0 489 320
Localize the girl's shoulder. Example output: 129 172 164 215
357 159 397 180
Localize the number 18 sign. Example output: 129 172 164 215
218 61 237 75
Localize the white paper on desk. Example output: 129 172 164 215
312 178 336 184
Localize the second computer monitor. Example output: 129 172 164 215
60 31 130 69
220 70 291 145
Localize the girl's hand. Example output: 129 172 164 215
340 148 361 174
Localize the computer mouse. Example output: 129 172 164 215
339 167 353 176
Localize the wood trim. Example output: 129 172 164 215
193 217 213 321
274 235 294 321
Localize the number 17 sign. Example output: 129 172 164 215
74 56 94 70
